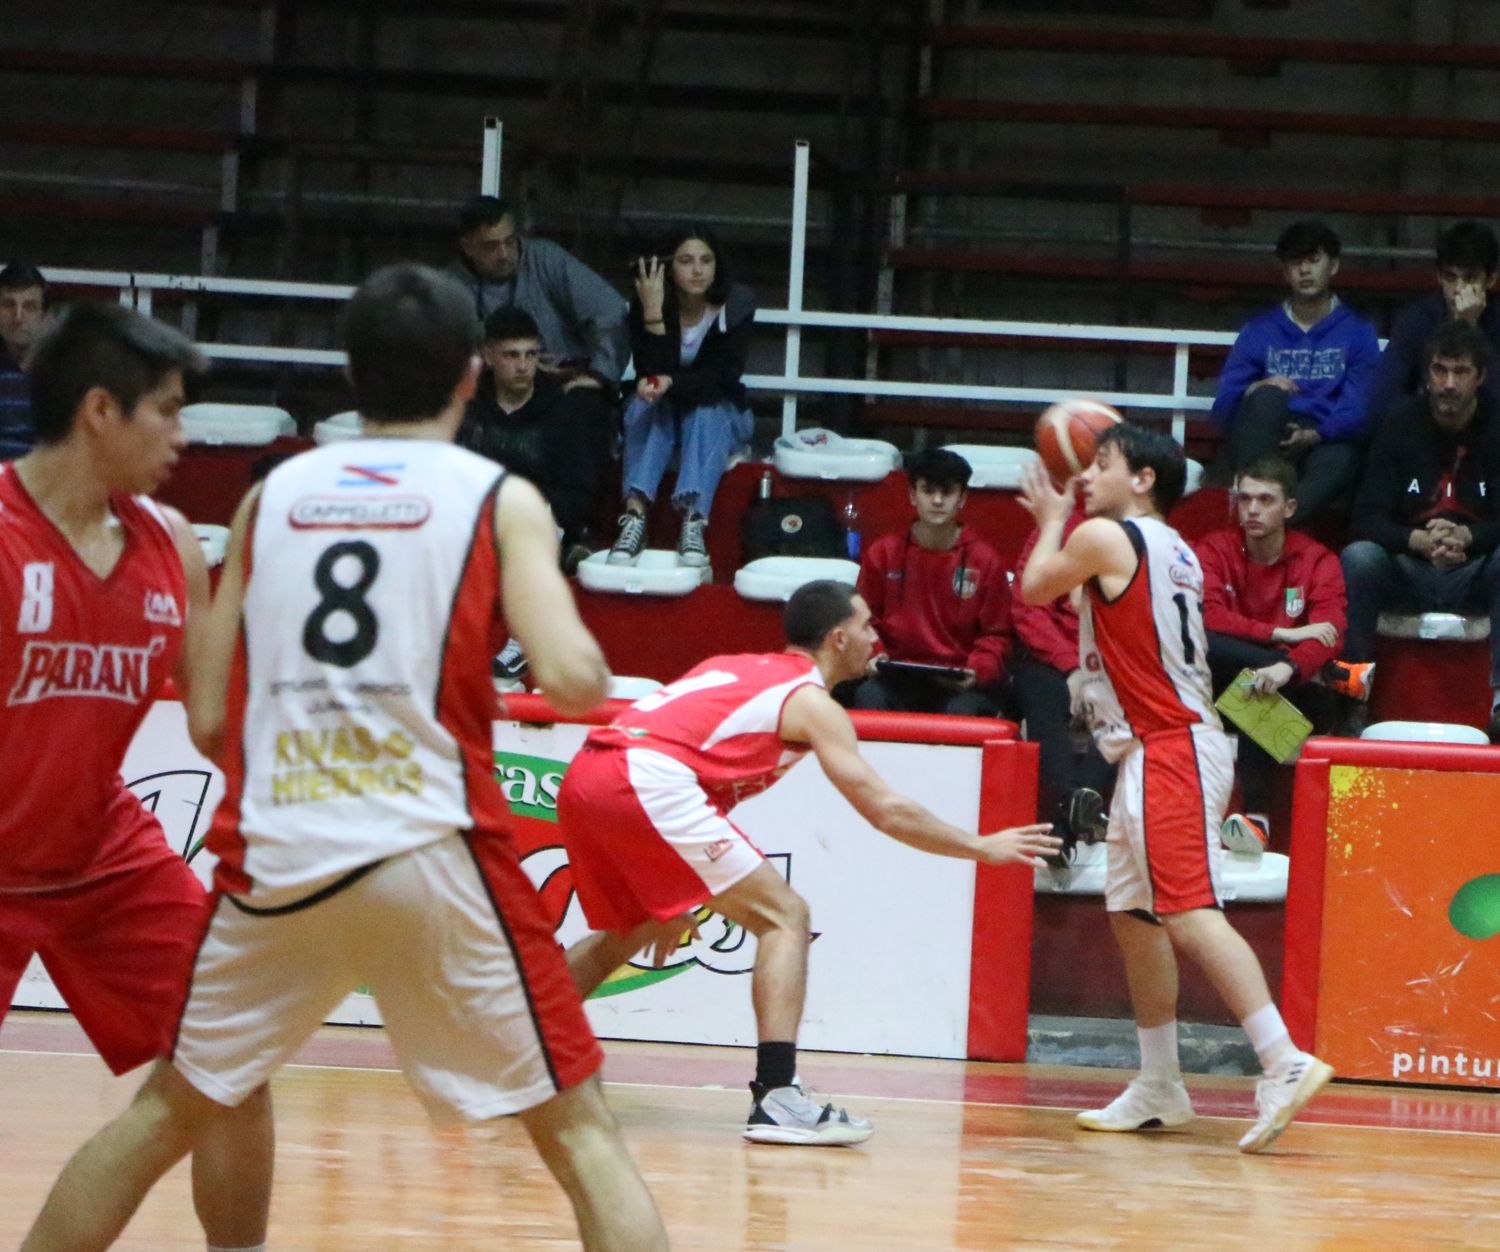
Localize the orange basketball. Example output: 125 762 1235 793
1034 398 1122 484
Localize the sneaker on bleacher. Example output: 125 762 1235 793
677 515 708 567
1317 660 1374 702
609 511 646 565
1221 812 1270 856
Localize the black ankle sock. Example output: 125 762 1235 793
755 1040 797 1090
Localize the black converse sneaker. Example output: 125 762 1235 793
677 514 708 567
609 511 647 565
743 1082 873 1146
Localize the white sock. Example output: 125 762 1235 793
1136 1021 1180 1081
1242 1003 1298 1071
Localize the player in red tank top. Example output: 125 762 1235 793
1019 422 1332 1155
0 305 273 1250
560 580 1060 1146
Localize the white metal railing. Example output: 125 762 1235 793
40 263 1235 442
38 139 1246 444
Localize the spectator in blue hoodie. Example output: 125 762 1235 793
1213 221 1381 525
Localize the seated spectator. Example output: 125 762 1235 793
1373 220 1500 426
1010 498 1114 862
0 262 47 457
1212 220 1381 525
1195 457 1349 846
609 227 756 566
457 307 610 571
1341 319 1500 739
841 449 1012 718
447 195 628 397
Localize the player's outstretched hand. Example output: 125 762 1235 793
976 822 1063 867
1019 462 1073 527
641 911 702 968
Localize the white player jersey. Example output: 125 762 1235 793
208 439 510 909
1074 515 1220 763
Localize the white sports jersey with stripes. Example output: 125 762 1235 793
1074 515 1221 763
208 439 508 909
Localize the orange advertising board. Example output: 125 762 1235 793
1316 765 1500 1087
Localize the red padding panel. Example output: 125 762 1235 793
967 738 1040 1061
1282 752 1331 1050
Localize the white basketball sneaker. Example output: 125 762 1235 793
1076 1076 1195 1132
1238 1052 1334 1154
743 1082 873 1146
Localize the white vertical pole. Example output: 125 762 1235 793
481 117 503 197
1172 343 1190 444
781 140 811 438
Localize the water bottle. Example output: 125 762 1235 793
841 489 862 560
759 467 773 500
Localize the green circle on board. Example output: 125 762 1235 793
1448 874 1500 940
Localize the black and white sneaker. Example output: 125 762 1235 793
492 637 527 682
609 511 647 565
743 1082 873 1146
677 514 708 567
1066 786 1107 844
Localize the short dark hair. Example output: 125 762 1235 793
1097 423 1188 515
482 306 540 345
27 304 205 444
1423 318 1491 374
1237 455 1298 501
341 264 477 423
660 225 733 308
1436 221 1499 275
0 262 46 301
1275 220 1341 263
784 579 859 650
459 195 516 237
904 447 972 493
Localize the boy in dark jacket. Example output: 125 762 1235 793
1342 319 1500 739
1195 457 1350 846
1213 221 1381 525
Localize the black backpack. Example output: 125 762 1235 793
740 495 847 563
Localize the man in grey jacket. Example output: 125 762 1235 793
448 195 629 392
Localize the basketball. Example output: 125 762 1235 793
1034 398 1122 484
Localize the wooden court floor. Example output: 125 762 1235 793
3 1012 1498 1250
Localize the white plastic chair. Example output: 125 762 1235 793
940 444 1038 490
1376 611 1491 642
180 403 295 446
607 676 665 701
314 410 363 444
734 556 860 602
1361 720 1490 746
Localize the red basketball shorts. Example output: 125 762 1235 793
558 744 766 934
0 849 209 1073
1105 723 1233 916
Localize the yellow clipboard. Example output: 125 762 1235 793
1214 668 1314 764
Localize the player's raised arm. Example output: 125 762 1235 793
187 485 260 761
779 684 1060 867
163 505 212 702
1017 463 1134 605
494 474 609 716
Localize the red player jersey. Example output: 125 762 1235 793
0 466 186 890
587 652 825 810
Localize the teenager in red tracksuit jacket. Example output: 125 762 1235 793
1012 503 1115 852
846 449 1012 717
1193 456 1347 827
